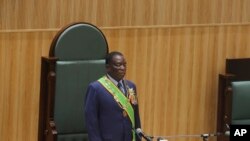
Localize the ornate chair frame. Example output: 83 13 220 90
38 22 108 141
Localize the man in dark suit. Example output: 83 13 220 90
85 51 141 141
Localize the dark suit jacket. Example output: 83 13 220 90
84 79 141 141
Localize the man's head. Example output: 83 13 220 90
106 51 127 82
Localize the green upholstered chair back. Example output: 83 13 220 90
231 81 250 125
51 23 108 141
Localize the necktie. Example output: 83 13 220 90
117 82 125 94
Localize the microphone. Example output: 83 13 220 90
135 128 152 141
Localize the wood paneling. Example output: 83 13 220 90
104 25 250 139
1 0 250 29
1 0 250 141
0 32 56 141
1 25 250 141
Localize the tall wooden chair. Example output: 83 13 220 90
38 22 109 141
217 58 250 141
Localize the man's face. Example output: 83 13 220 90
107 54 127 81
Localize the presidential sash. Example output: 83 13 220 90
98 76 136 141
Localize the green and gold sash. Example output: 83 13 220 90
98 76 136 141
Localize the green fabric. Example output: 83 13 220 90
98 76 136 141
54 60 105 134
232 119 250 125
51 23 108 141
54 23 108 61
57 133 88 141
231 81 250 125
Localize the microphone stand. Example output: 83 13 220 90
142 135 153 141
148 132 221 141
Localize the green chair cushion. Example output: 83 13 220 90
57 133 88 141
231 81 250 125
54 23 108 61
54 60 105 133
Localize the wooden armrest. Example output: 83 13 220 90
45 120 57 141
49 120 57 135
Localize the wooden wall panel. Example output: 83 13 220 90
1 1 250 141
1 0 250 29
0 32 56 141
104 25 250 141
